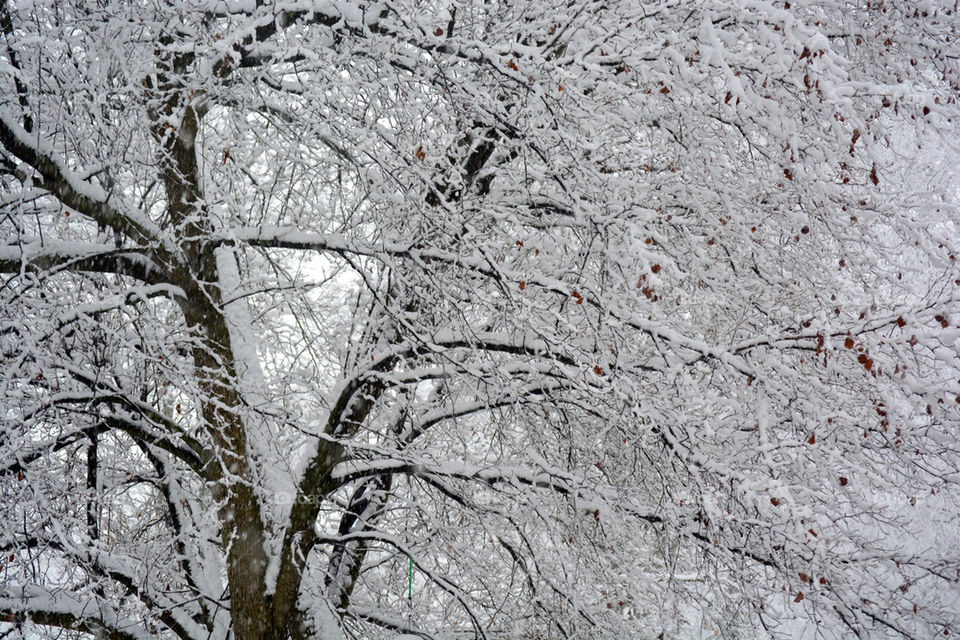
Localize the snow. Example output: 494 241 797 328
2 1 960 639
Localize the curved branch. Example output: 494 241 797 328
19 383 209 476
93 558 210 640
0 241 171 286
0 593 157 640
224 226 738 375
131 439 214 632
347 609 431 639
2 530 211 640
0 422 108 477
316 528 490 640
331 459 598 504
0 112 166 250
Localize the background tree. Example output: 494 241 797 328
2 1 960 638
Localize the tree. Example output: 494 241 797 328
2 0 959 638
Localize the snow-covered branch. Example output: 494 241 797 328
0 114 167 251
0 589 158 640
0 241 171 285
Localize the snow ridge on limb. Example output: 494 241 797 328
0 589 157 640
0 114 168 254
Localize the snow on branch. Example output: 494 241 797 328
0 113 168 253
0 241 172 286
0 589 159 640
